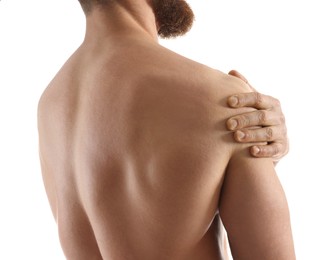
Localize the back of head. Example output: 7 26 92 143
78 0 194 38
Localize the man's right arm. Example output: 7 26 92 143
219 147 296 259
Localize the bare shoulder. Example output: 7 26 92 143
125 50 265 174
137 45 255 119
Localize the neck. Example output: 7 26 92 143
83 1 158 46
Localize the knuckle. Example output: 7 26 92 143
254 92 264 106
258 110 267 124
265 127 274 140
239 115 250 128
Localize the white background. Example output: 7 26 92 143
0 0 327 259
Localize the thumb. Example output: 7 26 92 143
228 70 257 92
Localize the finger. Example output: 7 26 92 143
228 92 280 110
250 142 286 159
228 70 257 91
227 110 284 131
233 126 286 143
228 70 249 84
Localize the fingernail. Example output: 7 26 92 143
252 146 260 155
228 119 238 130
236 130 245 140
229 96 239 107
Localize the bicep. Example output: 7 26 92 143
219 150 295 260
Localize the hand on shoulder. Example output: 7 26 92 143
226 70 289 164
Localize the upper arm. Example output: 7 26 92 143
219 148 295 260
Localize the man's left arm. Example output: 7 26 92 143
226 70 288 164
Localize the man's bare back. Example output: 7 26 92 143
38 1 295 259
38 35 246 259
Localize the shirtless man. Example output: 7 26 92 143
37 1 295 259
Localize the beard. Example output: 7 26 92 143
152 0 195 39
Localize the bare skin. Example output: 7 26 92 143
226 70 288 162
38 1 295 259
